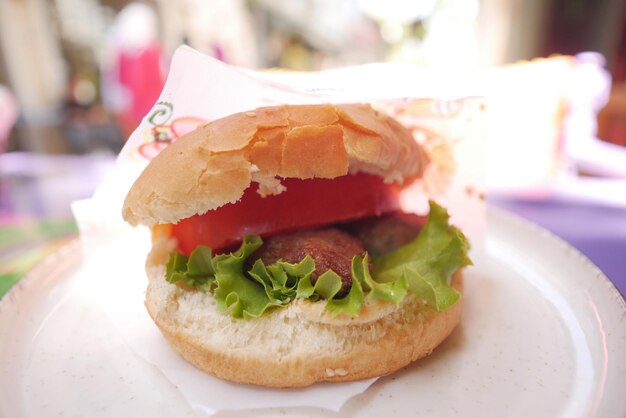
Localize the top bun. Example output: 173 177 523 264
123 103 429 226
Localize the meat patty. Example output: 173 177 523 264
251 228 365 297
341 211 425 256
247 212 424 298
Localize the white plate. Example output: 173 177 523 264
1 208 624 418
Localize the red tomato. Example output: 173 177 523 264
170 173 401 254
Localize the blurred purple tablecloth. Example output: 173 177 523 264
489 194 625 297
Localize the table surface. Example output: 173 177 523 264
1 152 624 299
489 193 625 297
0 152 114 296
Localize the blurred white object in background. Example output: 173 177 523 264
358 0 479 70
0 0 66 152
101 2 165 135
471 53 626 190
482 56 577 190
156 0 257 68
112 3 159 51
102 2 162 115
0 85 18 153
562 52 626 178
357 0 437 22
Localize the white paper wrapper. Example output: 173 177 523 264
72 45 486 416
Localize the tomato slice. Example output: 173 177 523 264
170 173 401 254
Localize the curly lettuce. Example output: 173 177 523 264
373 201 472 310
165 201 471 319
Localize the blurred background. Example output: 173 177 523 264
1 0 624 155
1 0 625 294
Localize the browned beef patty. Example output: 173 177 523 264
249 212 424 297
251 228 364 297
340 211 425 256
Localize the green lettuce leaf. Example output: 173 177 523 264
360 253 408 305
296 268 342 300
248 255 313 302
324 256 365 316
212 235 281 318
165 246 215 291
373 201 472 310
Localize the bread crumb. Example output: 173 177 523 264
325 368 348 377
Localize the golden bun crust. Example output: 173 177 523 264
123 104 428 226
144 240 463 388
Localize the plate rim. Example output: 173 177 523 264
486 205 625 306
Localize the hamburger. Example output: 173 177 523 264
122 103 471 388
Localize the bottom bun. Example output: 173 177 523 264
145 263 463 388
